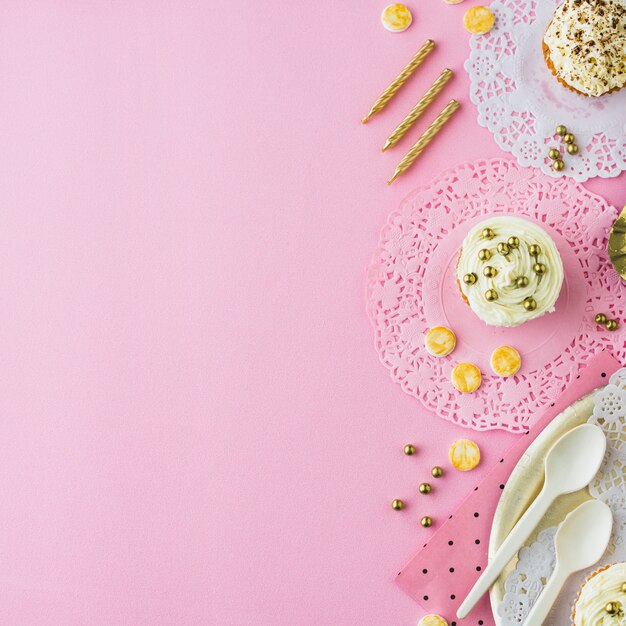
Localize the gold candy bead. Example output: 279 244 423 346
478 249 491 261
567 143 579 155
485 289 498 301
482 227 495 239
556 124 567 136
516 276 529 288
497 242 510 255
595 313 608 325
431 466 443 478
463 272 478 285
564 133 575 144
553 159 565 171
483 266 498 278
524 297 537 311
529 244 541 256
420 516 433 528
419 483 432 494
404 444 416 455
533 263 547 275
507 236 520 248
548 148 560 160
621 582 626 593
606 319 619 331
605 602 619 615
392 499 404 511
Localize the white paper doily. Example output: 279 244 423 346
497 369 626 625
466 0 626 182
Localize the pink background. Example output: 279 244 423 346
1 2 624 625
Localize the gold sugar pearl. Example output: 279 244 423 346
567 143 579 155
483 266 498 278
529 244 541 256
621 582 626 593
595 313 608 325
485 289 498 301
431 466 443 478
419 483 432 494
507 236 520 248
478 248 491 261
420 516 433 528
404 444 416 455
516 276 529 288
533 262 547 275
605 602 619 615
553 159 565 172
606 319 619 331
524 297 537 311
564 133 575 144
548 148 561 160
463 272 478 285
497 242 510 255
392 499 404 511
482 227 495 239
556 124 568 136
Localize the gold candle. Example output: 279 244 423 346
387 99 460 184
382 68 453 151
361 40 435 124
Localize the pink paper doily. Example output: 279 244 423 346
366 158 626 432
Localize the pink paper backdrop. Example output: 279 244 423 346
0 1 624 625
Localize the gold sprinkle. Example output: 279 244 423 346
478 248 491 261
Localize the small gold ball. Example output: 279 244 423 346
553 159 565 172
392 499 404 511
481 227 495 239
529 244 541 256
419 483 432 494
606 319 619 331
556 124 567 136
605 601 618 615
564 133 575 144
404 444 416 456
483 266 498 278
524 298 537 311
463 272 477 285
621 582 626 593
567 143 579 155
478 248 491 261
420 516 433 528
533 262 547 275
595 313 608 325
548 148 561 160
516 276 529 288
431 466 443 478
507 236 520 248
497 242 510 255
485 289 498 302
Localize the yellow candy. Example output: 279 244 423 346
449 438 481 471
419 615 449 626
425 326 457 357
491 346 521 377
443 0 465 4
381 4 413 32
463 6 495 34
451 362 482 393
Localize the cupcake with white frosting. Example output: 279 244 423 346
572 563 626 624
457 216 564 327
543 0 626 97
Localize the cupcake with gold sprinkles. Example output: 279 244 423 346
572 562 626 625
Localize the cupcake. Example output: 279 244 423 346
543 0 626 97
457 216 564 327
572 562 626 624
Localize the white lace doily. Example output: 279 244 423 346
498 369 626 625
366 157 625 432
466 0 626 182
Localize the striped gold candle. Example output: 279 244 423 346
361 40 435 124
387 99 460 184
382 68 453 151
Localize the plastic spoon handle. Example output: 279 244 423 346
523 565 568 626
457 486 554 619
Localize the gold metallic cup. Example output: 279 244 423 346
362 40 435 123
382 68 453 151
387 99 460 184
608 205 626 280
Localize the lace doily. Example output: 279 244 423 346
497 369 626 625
366 158 625 432
466 0 626 183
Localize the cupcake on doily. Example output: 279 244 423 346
543 0 626 97
457 216 564 327
572 562 626 624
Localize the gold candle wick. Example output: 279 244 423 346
382 68 453 151
361 40 435 124
387 99 460 184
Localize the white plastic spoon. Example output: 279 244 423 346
524 499 612 626
457 423 606 619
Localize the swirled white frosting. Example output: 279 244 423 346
544 0 626 97
457 216 564 327
574 563 626 625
